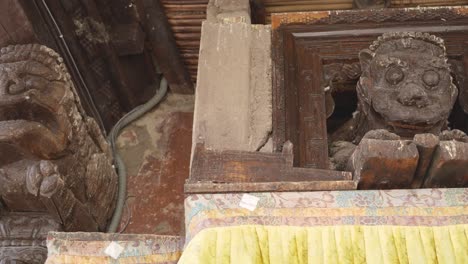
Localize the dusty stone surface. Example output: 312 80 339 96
117 93 194 175
250 25 273 150
259 137 273 152
116 93 194 235
193 21 272 153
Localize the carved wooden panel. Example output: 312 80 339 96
295 50 329 169
272 7 468 170
0 213 60 263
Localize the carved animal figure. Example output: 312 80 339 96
330 32 468 188
0 44 117 263
354 32 458 139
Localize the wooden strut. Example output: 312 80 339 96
140 0 194 94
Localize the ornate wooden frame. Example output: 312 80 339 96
272 6 468 169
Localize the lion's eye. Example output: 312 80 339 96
422 70 440 89
385 67 404 85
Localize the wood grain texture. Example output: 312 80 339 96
188 142 353 193
412 134 439 188
424 140 468 188
349 139 419 189
295 47 328 169
161 0 207 83
185 180 357 193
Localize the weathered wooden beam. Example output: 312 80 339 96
189 142 353 193
350 139 419 189
250 0 266 24
110 23 145 56
423 141 468 188
140 0 194 94
16 0 57 49
103 0 140 24
79 0 138 109
185 180 357 193
93 0 159 106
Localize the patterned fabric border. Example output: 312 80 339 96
185 188 468 242
46 232 184 264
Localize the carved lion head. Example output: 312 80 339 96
0 44 80 164
357 32 458 137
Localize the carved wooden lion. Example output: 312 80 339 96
330 32 468 189
0 44 117 263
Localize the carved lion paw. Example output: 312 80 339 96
362 129 400 140
439 129 468 143
330 141 356 171
26 160 64 198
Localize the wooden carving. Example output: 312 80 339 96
329 32 468 188
0 44 118 263
353 32 457 140
0 213 59 263
272 7 468 189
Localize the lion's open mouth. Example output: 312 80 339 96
0 101 68 161
370 105 443 135
0 101 60 133
388 121 437 131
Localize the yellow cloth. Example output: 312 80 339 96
179 225 468 264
